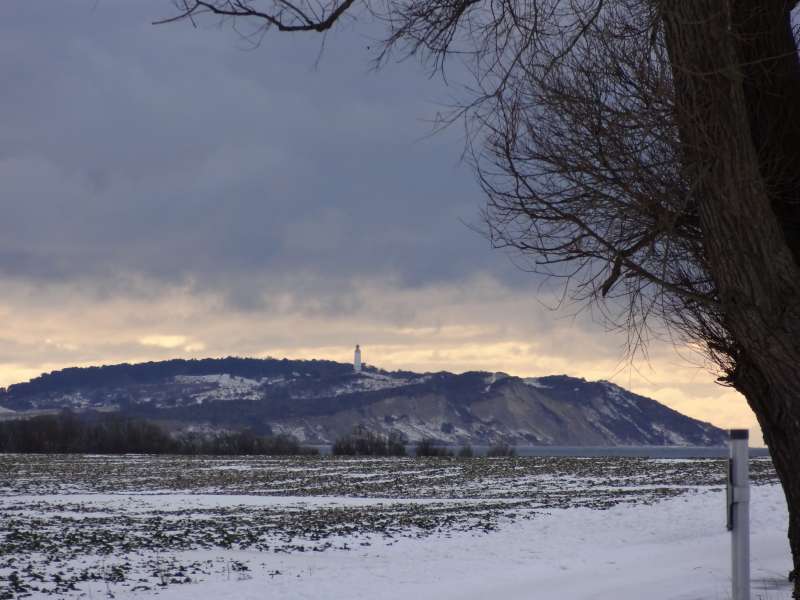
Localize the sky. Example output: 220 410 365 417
0 1 763 444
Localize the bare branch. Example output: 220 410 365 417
155 0 358 32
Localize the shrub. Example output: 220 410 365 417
332 426 407 456
386 432 407 456
189 430 318 456
486 442 515 457
457 444 474 458
415 438 453 457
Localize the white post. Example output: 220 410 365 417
729 428 750 600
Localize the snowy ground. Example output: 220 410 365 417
0 454 791 599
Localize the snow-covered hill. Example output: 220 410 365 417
0 358 726 446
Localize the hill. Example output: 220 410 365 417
0 357 726 446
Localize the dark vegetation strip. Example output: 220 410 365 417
0 414 520 457
0 413 318 455
330 426 515 457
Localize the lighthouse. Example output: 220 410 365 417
354 345 362 372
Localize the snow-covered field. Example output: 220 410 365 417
0 454 791 599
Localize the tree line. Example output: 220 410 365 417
0 415 516 458
0 413 317 455
330 426 515 458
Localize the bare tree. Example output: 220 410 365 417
159 0 800 591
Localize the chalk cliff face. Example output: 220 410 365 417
0 358 726 446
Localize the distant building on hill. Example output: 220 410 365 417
354 345 362 372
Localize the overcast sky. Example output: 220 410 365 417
1 1 761 442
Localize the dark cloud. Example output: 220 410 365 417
0 0 529 302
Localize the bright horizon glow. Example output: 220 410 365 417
0 276 763 447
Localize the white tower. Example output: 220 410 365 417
354 344 362 372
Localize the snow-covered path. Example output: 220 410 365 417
72 485 789 600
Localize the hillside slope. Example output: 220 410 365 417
0 358 726 446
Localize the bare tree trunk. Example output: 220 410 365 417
731 0 800 262
736 359 800 592
661 1 800 594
